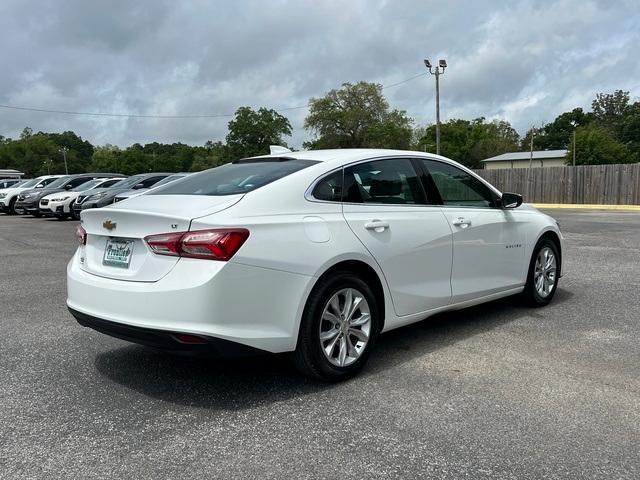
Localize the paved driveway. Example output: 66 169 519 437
0 209 638 479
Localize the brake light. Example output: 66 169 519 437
75 224 87 245
144 228 249 261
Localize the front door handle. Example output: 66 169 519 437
452 217 472 228
364 220 389 232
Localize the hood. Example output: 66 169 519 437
42 191 79 201
114 189 142 198
21 187 65 196
0 186 29 196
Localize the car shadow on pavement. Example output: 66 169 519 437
93 288 574 410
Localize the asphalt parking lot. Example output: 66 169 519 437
1 210 639 479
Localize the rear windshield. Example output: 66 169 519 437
150 159 317 196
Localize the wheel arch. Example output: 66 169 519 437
536 230 562 277
311 259 387 332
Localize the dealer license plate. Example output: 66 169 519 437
103 238 134 268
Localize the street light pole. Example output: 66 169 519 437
424 58 447 155
570 120 578 166
59 147 69 174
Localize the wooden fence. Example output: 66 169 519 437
473 163 640 205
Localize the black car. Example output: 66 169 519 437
75 173 172 216
14 173 125 217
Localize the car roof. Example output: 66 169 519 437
248 148 454 166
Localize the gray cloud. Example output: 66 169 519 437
0 0 638 148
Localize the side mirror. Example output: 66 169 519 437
501 192 523 209
65 184 73 190
35 184 44 188
133 183 145 190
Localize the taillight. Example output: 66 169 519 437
144 228 249 261
75 224 87 245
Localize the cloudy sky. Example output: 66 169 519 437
1 0 638 148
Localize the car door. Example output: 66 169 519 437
341 158 453 317
420 159 526 303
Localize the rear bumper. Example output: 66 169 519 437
69 308 265 356
66 250 313 353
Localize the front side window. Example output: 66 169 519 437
421 160 496 208
344 159 425 205
151 159 317 196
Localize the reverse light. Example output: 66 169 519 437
144 228 249 261
75 224 87 245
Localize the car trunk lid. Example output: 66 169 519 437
79 194 243 282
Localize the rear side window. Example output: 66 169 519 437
312 170 343 202
151 159 317 196
421 159 496 208
344 159 425 204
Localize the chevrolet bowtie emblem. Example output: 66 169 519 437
103 220 117 231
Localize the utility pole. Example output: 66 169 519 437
59 147 69 174
528 130 535 169
527 130 535 200
424 58 447 155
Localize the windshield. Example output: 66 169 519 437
101 179 125 188
45 176 71 189
113 174 147 189
152 174 186 188
19 178 41 188
72 179 100 191
150 160 316 196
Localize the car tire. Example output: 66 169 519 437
293 271 380 382
522 237 560 307
7 198 17 215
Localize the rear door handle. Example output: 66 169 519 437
452 217 472 228
364 220 389 232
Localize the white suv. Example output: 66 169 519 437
0 175 64 214
39 178 124 219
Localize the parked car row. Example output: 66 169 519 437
0 172 188 219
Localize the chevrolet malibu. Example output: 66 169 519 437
67 149 563 381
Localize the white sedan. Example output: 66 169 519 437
67 149 563 381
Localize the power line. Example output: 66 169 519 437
0 73 427 120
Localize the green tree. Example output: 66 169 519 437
304 81 413 149
592 90 630 135
226 106 292 159
568 123 630 165
521 108 594 151
415 117 519 168
90 144 122 172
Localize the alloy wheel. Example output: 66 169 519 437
534 247 557 298
319 288 371 367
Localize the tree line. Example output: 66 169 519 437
0 83 637 177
